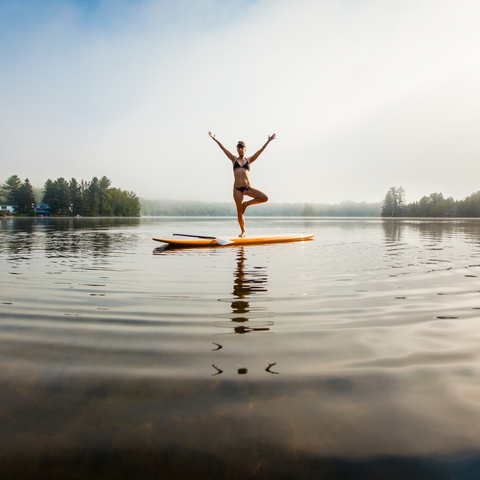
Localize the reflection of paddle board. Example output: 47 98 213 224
152 233 314 247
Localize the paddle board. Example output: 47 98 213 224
153 233 314 247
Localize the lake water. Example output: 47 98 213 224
1 216 480 479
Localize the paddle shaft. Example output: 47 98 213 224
173 234 218 240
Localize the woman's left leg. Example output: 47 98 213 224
233 188 246 237
243 187 268 213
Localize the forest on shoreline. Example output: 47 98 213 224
1 175 140 216
381 187 480 217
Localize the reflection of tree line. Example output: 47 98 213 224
212 247 278 376
382 218 480 243
0 218 140 256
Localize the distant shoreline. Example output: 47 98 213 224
140 199 382 217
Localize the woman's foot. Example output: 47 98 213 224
239 232 246 238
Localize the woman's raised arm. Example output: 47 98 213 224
248 133 276 163
208 132 236 162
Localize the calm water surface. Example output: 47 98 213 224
1 216 480 479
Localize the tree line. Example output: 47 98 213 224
1 175 140 216
381 187 480 217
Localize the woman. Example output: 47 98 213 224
208 131 276 237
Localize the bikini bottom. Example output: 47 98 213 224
235 185 251 195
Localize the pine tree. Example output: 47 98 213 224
1 175 22 203
17 179 36 213
381 187 396 216
302 203 315 217
89 177 101 215
80 180 91 216
42 179 58 214
69 178 82 215
99 176 112 215
382 187 406 217
395 187 406 215
55 178 70 214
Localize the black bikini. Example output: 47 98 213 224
233 158 251 194
235 185 250 194
233 158 250 171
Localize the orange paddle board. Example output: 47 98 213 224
153 233 314 247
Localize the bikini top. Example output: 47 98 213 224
233 158 250 171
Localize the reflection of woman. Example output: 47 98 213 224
208 132 276 237
211 247 277 375
230 247 269 333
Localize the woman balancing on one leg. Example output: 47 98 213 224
208 132 276 237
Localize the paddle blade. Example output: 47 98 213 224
172 234 234 246
215 237 234 246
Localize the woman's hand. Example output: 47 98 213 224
268 133 276 142
208 131 216 139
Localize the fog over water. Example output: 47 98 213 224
1 0 480 204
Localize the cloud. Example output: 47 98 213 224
1 0 480 204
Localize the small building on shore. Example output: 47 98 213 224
445 207 458 216
0 203 17 214
34 202 52 216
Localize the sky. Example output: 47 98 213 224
1 0 480 205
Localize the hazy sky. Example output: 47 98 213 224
2 0 480 204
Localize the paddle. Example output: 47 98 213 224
173 234 234 246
